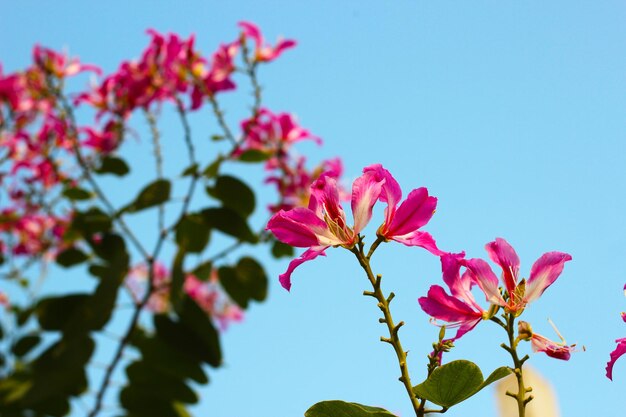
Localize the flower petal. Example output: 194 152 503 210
525 251 572 303
267 208 325 247
606 338 626 380
351 167 385 234
440 253 481 311
382 188 436 239
485 238 520 294
362 164 401 225
279 247 327 291
418 285 482 324
530 333 573 360
463 258 506 306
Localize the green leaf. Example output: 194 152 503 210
201 207 257 243
237 149 271 162
154 314 221 367
412 360 511 408
62 187 92 201
191 261 213 281
121 179 171 214
95 155 130 176
120 386 191 417
218 257 267 309
177 296 222 368
69 207 112 236
36 294 90 331
305 401 397 417
125 362 198 404
175 214 210 253
11 334 41 357
131 330 208 384
55 247 88 268
271 239 294 258
206 175 255 217
202 157 223 179
180 163 199 177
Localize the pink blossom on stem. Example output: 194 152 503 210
365 164 443 255
238 108 321 158
265 156 345 212
518 321 577 361
606 284 626 380
238 21 296 63
418 252 489 341
463 238 572 314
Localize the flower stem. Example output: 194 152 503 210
502 313 533 417
352 246 422 416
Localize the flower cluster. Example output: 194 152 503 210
267 164 442 290
0 47 93 263
606 284 626 380
419 238 576 359
125 262 243 330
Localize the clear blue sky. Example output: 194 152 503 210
2 1 626 416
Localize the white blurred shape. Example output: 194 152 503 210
495 367 560 417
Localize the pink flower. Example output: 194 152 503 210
239 108 321 157
184 272 244 330
125 262 171 313
238 21 296 63
419 253 490 340
366 164 443 255
33 45 101 78
518 321 577 361
606 284 626 380
463 238 572 314
265 156 345 212
190 41 238 109
0 292 8 308
267 165 386 290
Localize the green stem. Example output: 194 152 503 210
352 246 421 416
502 313 532 417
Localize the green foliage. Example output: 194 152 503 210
175 213 211 253
11 335 41 358
202 207 257 243
55 247 89 268
95 155 130 176
62 186 92 201
412 360 511 408
305 401 397 417
271 239 294 258
218 257 267 309
69 207 112 237
121 179 171 214
206 175 255 217
237 149 271 162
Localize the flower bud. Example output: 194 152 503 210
518 320 534 341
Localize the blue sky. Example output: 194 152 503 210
2 1 626 416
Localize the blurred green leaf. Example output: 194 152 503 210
125 362 198 404
69 207 111 236
62 187 92 201
175 214 210 253
95 155 130 176
11 335 41 357
55 247 88 268
412 360 511 408
121 179 171 214
181 163 199 177
202 156 223 179
206 175 255 217
237 149 271 162
201 207 256 243
131 330 208 384
218 257 267 309
191 261 213 281
177 296 222 368
271 239 294 258
305 401 397 417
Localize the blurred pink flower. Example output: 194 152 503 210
606 284 626 380
238 21 296 63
